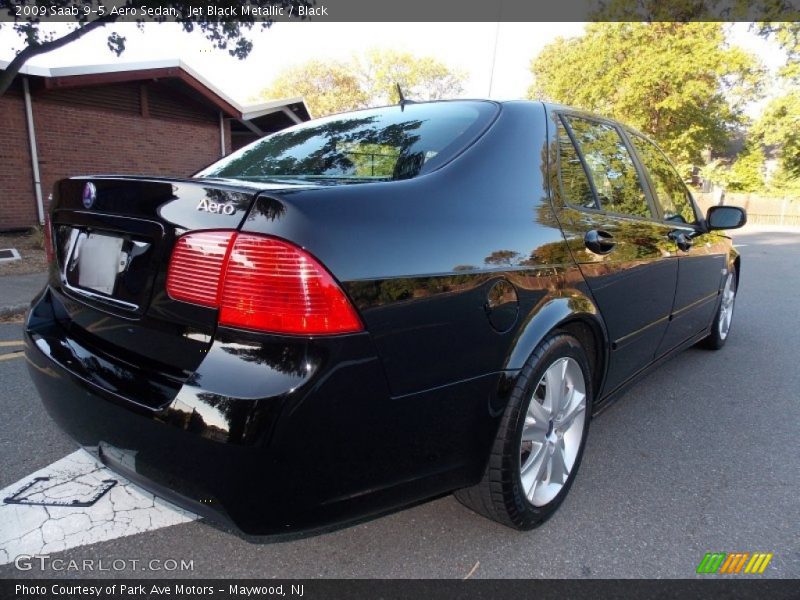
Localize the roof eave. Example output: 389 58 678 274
0 58 311 122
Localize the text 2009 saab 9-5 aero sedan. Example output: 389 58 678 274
25 100 746 535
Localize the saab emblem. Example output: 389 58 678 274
82 182 97 209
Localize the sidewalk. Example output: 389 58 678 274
0 272 47 317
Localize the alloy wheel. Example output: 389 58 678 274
519 357 587 507
718 273 736 340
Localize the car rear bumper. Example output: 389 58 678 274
25 287 494 535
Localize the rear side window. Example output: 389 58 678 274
629 134 697 224
557 120 597 210
197 101 498 182
562 115 652 219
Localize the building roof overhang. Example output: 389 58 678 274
0 58 312 124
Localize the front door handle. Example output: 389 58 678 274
669 230 693 252
584 230 616 255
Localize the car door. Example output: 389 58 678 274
626 131 729 356
550 112 679 394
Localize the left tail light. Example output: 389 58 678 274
166 230 363 336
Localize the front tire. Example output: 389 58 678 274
455 333 592 530
701 269 737 350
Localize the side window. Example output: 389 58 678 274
629 134 697 224
557 120 597 210
562 115 652 219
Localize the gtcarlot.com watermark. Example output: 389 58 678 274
14 554 194 572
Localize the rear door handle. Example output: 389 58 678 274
669 230 693 252
584 230 616 255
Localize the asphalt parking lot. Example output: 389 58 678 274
1 227 798 579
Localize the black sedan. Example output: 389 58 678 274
25 100 746 535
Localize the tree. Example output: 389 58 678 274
484 250 520 266
528 23 762 170
0 0 310 96
757 22 800 84
726 144 766 192
754 91 800 179
755 24 800 185
766 163 800 196
593 0 800 27
354 48 465 104
262 59 369 117
258 49 465 116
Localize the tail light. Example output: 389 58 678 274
43 214 54 263
166 231 233 307
167 230 363 335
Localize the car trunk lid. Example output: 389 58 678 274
44 176 300 406
51 176 260 314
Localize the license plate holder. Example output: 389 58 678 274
69 232 125 296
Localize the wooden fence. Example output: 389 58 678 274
695 192 800 226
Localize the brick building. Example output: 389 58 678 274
0 59 310 230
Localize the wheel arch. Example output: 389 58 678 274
504 292 609 404
556 318 605 405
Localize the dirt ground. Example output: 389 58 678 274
0 313 25 323
0 230 48 276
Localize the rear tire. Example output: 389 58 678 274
455 333 592 530
701 269 737 350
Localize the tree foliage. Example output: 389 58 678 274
593 0 800 25
727 144 766 192
700 22 800 196
261 59 369 117
528 23 762 169
259 48 465 116
757 21 800 84
755 23 800 189
354 48 465 104
754 91 800 179
0 0 310 96
766 163 800 196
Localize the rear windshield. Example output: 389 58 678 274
196 101 498 183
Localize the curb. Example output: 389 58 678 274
0 304 28 318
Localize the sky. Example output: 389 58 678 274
0 22 787 113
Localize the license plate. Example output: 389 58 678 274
74 233 124 295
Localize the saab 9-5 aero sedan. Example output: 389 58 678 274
25 100 746 534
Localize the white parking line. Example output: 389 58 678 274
0 449 197 566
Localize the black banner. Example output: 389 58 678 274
1 0 799 23
2 579 800 600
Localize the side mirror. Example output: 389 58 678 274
706 205 747 230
